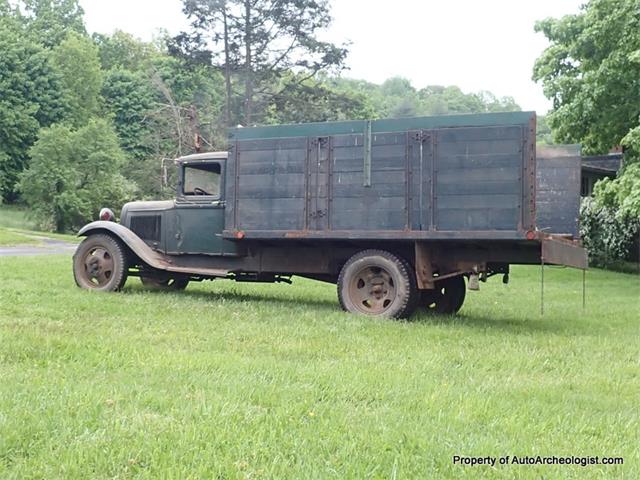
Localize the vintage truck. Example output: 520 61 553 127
72 111 587 318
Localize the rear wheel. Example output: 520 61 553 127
140 275 189 290
337 250 417 319
420 275 466 314
73 234 128 292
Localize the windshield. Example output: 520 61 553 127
183 163 221 197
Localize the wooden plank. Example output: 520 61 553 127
436 153 522 170
437 194 520 209
437 208 518 230
437 139 522 156
237 197 305 230
237 137 307 152
437 167 520 183
436 181 521 195
437 125 523 142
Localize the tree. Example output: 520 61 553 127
174 0 348 126
50 32 103 127
0 13 65 202
20 119 134 232
102 68 155 161
19 0 86 47
533 0 640 155
94 30 157 72
262 73 377 124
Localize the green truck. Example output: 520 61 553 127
73 111 587 318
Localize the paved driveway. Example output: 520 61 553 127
0 237 77 256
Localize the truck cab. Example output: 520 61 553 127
119 152 239 257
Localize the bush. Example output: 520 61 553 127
579 197 640 268
19 119 135 232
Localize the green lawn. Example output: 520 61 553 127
0 205 36 230
0 229 40 246
0 255 638 479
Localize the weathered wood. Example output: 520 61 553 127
227 112 563 240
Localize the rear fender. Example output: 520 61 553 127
77 221 171 271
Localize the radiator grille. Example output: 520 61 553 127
130 215 161 241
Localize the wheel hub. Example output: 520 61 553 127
349 266 396 314
82 247 114 287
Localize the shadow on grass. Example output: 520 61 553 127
411 309 598 336
122 283 338 311
121 283 598 336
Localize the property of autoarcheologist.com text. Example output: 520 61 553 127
453 455 624 468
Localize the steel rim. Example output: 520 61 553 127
348 265 397 314
82 247 114 287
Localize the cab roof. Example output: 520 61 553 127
176 151 227 164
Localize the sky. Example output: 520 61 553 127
79 0 586 114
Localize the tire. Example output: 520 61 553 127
420 275 466 315
73 234 128 292
337 249 418 319
140 275 189 290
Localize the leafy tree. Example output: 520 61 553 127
94 30 157 72
328 77 521 119
102 68 155 160
534 0 640 263
19 0 86 47
0 13 65 202
174 0 348 125
262 73 376 124
536 115 554 145
50 32 103 127
20 119 134 232
533 0 640 155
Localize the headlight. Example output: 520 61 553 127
99 208 115 222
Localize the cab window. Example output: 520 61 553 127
183 163 221 198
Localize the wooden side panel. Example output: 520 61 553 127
233 137 308 230
536 145 581 237
330 132 408 231
226 114 538 240
434 126 524 231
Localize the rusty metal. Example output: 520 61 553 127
81 246 114 287
78 221 230 277
541 237 588 270
348 264 396 314
414 242 434 289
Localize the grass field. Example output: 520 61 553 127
0 229 40 246
0 254 638 479
0 205 36 230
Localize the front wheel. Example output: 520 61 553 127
73 234 128 291
337 249 417 319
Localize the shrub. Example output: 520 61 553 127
579 197 640 267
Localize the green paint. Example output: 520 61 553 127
230 111 534 140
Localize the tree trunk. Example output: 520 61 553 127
243 0 253 125
223 6 232 128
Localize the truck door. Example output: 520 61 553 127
307 136 331 231
167 160 240 256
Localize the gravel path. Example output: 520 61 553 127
0 236 77 257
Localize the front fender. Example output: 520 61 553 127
77 221 171 271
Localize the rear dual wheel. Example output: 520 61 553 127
420 275 466 315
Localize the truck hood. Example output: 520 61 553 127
120 200 175 222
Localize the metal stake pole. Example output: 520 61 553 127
540 257 545 316
582 268 586 310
